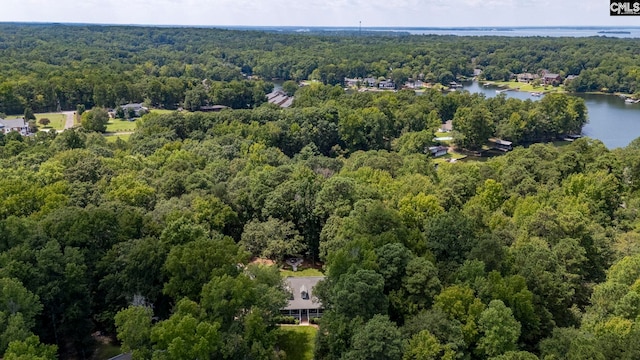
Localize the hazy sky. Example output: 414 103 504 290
1 0 636 27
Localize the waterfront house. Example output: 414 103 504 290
267 90 294 108
281 276 325 323
516 73 539 83
489 138 513 151
0 118 29 135
542 73 562 85
378 80 396 89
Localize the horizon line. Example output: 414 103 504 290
1 21 640 30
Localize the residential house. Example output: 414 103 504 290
473 68 483 77
344 77 361 87
266 89 294 108
428 146 449 157
199 105 229 112
363 77 377 87
565 75 579 83
404 80 424 89
378 80 396 90
0 118 29 135
542 73 562 86
120 103 148 117
489 138 513 152
516 73 539 83
440 120 453 133
281 276 325 322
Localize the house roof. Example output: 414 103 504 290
490 138 513 146
543 73 561 79
120 103 145 110
440 120 453 132
284 276 325 310
429 146 448 152
199 105 228 111
0 118 27 129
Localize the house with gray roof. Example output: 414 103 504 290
119 103 148 117
282 276 325 322
0 118 29 135
267 90 294 108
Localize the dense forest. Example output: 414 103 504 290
1 24 640 360
1 24 640 115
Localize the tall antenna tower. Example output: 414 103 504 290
359 21 361 36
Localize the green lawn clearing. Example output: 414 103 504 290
275 326 317 360
281 268 324 278
106 120 137 132
150 109 177 115
490 81 566 93
6 112 68 131
36 113 67 130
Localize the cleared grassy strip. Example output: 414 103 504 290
280 268 324 278
105 133 132 142
275 326 317 360
106 120 137 132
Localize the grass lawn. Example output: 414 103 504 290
281 268 324 278
6 112 68 131
490 81 566 93
92 343 122 360
106 120 137 132
433 151 467 164
105 133 132 142
275 326 317 360
150 109 177 115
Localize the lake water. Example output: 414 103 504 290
243 26 640 39
402 27 640 38
458 81 640 149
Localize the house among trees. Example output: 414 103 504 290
489 138 513 152
428 146 449 157
120 103 148 117
516 73 539 83
565 74 579 82
363 77 377 87
344 77 361 87
266 89 294 108
439 120 453 132
281 276 325 323
378 80 396 89
542 73 563 86
199 105 228 112
0 117 29 135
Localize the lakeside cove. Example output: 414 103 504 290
454 81 640 149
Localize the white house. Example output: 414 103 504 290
378 80 396 89
0 118 29 135
428 146 449 157
281 276 325 323
119 103 148 117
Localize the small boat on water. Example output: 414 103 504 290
531 92 542 97
625 98 639 104
496 89 509 94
